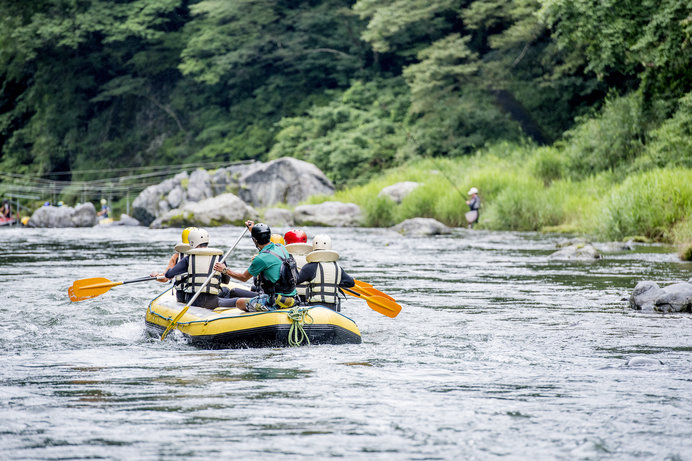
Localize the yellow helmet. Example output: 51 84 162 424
270 233 285 245
181 227 198 244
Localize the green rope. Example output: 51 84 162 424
286 306 314 347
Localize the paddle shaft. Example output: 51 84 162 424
81 276 158 290
161 227 249 340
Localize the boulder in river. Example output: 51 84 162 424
391 218 451 236
238 157 335 208
263 208 294 227
150 193 259 228
548 244 601 260
629 281 661 311
378 181 421 204
293 201 362 227
28 203 97 228
629 281 692 313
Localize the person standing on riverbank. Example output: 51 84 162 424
1 199 11 218
465 187 480 228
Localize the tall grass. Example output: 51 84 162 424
597 169 692 241
300 140 692 245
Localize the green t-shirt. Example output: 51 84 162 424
247 243 297 296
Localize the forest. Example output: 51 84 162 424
0 0 690 249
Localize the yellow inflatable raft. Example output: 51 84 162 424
145 288 362 349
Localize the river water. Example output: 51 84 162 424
1 225 690 460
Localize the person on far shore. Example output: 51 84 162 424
465 187 480 228
1 199 11 218
97 198 110 219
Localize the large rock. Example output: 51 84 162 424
653 282 692 313
629 281 661 311
238 157 335 208
391 218 451 236
378 181 421 204
629 281 692 313
264 208 294 227
149 193 258 228
28 203 97 228
294 201 362 227
210 163 253 195
186 168 213 202
132 171 189 225
548 244 601 260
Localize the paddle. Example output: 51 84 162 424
353 279 396 301
341 286 402 318
160 226 249 340
68 276 158 302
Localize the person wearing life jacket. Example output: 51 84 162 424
164 228 231 309
296 234 354 312
214 221 297 312
150 227 197 303
283 229 311 303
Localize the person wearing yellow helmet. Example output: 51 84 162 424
270 233 285 245
150 227 198 302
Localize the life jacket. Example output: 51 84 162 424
172 253 188 293
257 245 297 297
307 261 343 306
292 254 308 298
184 248 223 295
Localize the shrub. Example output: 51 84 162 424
563 94 645 178
598 168 692 241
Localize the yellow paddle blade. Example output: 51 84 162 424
363 294 402 318
354 279 396 301
69 277 122 302
160 305 190 340
343 286 402 318
68 276 156 302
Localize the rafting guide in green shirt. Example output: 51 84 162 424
214 221 298 312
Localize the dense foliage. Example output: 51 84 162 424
2 0 688 183
1 0 691 246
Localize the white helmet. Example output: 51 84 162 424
468 187 478 195
187 228 210 248
312 234 332 251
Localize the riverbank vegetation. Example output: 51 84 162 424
1 1 690 249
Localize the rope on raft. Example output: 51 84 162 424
286 306 314 347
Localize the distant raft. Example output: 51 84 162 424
145 288 362 349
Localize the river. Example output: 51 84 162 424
1 225 690 460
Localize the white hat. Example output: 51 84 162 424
174 242 191 253
306 249 339 263
467 187 478 195
285 242 313 255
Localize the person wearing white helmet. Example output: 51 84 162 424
150 227 198 303
295 234 355 312
163 228 232 309
465 187 480 228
